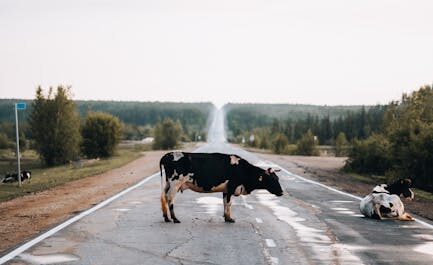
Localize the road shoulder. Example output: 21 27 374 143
254 152 433 222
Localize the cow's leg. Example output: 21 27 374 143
373 203 383 220
160 168 171 222
223 193 235 223
398 213 415 221
167 181 181 223
161 185 171 222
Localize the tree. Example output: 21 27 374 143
271 133 288 154
153 118 183 150
82 112 122 158
345 134 391 175
335 132 348 157
28 86 81 165
296 129 318 156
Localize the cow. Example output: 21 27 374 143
1 170 32 183
359 178 415 221
159 151 283 223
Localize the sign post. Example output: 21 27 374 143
15 102 26 187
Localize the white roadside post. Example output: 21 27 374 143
15 102 26 187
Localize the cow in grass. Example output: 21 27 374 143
1 170 31 183
360 178 415 221
160 152 283 223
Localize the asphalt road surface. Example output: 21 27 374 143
2 110 433 265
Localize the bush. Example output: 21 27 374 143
335 132 348 157
296 130 319 156
153 118 183 150
272 133 289 154
82 112 122 158
345 134 391 175
0 133 13 149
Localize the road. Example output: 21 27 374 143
3 109 433 265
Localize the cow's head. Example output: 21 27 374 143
255 168 283 196
388 178 414 200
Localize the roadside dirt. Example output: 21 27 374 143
256 153 433 221
0 149 171 254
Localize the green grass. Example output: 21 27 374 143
0 146 148 202
343 172 387 185
413 188 433 201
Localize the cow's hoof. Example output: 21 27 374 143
164 217 171 222
173 218 181 223
224 217 235 223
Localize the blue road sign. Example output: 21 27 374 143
16 102 26 110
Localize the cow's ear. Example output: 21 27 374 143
258 176 263 182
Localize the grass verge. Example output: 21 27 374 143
0 144 152 202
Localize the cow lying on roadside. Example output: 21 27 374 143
359 178 414 221
1 170 32 183
160 152 283 223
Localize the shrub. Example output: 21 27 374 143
81 112 122 158
335 132 348 157
345 134 391 175
153 118 183 150
272 133 289 154
296 130 319 156
0 133 13 149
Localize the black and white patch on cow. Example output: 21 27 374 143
159 152 283 223
359 178 415 221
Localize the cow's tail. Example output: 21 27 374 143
160 159 166 193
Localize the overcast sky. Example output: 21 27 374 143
1 0 432 107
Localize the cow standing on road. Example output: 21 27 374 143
160 152 283 223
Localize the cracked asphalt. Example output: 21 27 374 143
4 110 433 265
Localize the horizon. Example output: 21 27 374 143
1 0 433 108
0 95 410 108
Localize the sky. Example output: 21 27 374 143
0 0 432 107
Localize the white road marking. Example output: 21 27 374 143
255 218 263 223
0 172 159 264
331 207 349 211
127 201 143 205
196 196 221 215
270 256 279 264
114 208 131 212
265 239 276 248
256 192 365 264
18 253 79 264
241 195 254 209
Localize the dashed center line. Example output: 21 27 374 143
265 239 276 248
270 256 279 264
113 208 131 212
255 218 263 223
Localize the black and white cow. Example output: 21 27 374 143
1 170 32 183
160 152 283 223
359 178 415 221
